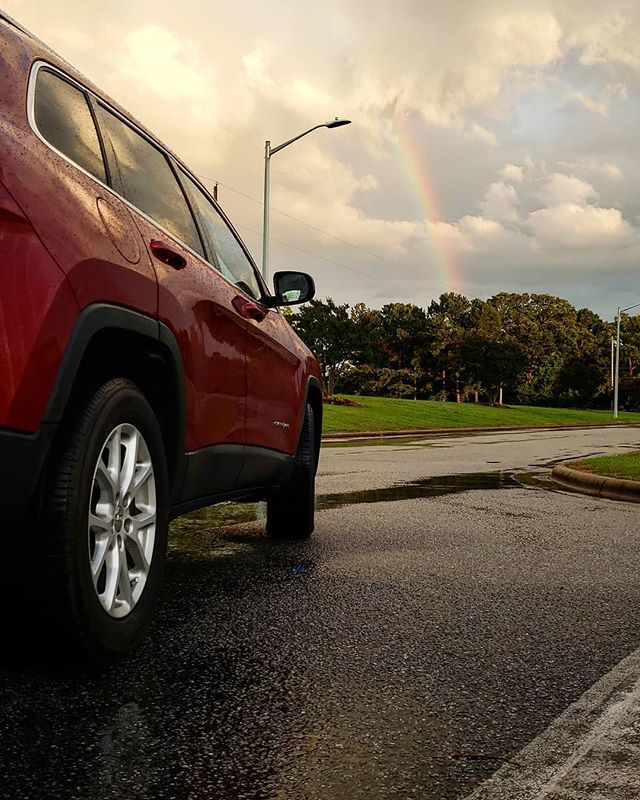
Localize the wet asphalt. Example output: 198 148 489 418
2 427 640 800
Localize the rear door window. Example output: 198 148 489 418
95 104 205 258
34 69 107 183
178 170 263 300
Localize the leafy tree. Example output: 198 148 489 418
290 293 617 409
460 336 527 405
290 298 357 396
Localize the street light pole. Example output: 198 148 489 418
261 118 351 282
614 307 622 419
262 140 271 284
613 300 640 419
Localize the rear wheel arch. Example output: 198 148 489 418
44 304 186 500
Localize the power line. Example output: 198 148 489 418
207 178 419 274
233 222 412 292
197 173 459 297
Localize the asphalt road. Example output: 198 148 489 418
2 426 640 800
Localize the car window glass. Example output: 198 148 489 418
179 170 262 300
34 69 107 183
95 105 204 257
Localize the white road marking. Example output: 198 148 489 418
465 647 640 799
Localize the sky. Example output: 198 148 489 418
6 0 640 319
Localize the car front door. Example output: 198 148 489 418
177 172 304 469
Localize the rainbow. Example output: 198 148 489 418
394 113 463 296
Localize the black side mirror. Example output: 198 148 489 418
270 271 315 307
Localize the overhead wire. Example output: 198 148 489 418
198 174 457 295
233 222 412 293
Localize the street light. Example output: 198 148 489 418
613 300 640 419
261 118 351 282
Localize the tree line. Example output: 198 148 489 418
289 292 640 409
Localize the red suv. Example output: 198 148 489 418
0 13 322 661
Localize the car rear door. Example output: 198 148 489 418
93 103 248 498
23 65 157 316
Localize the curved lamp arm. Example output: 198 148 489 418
262 118 351 281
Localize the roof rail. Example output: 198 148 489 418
0 9 34 37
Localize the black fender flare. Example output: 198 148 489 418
44 303 186 500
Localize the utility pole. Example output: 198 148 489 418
614 308 622 419
613 300 640 419
611 337 615 389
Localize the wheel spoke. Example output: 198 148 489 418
131 461 153 496
90 534 110 581
125 528 150 573
134 508 156 529
119 428 139 495
117 542 133 610
89 512 111 534
106 427 122 487
102 545 120 613
96 459 117 500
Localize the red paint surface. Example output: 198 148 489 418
134 213 248 451
0 18 320 460
0 181 78 430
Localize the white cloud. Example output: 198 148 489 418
465 123 497 147
569 90 608 116
567 81 628 116
564 7 640 68
557 158 622 180
528 203 636 249
500 164 525 183
119 26 210 103
538 174 598 206
479 181 520 222
6 0 640 313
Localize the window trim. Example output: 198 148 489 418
27 59 271 305
93 99 207 260
32 66 108 185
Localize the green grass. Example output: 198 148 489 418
322 395 640 434
569 451 640 481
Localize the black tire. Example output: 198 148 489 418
40 378 169 663
266 403 316 539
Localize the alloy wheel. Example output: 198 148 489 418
88 423 157 618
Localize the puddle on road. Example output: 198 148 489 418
318 472 518 510
169 470 565 546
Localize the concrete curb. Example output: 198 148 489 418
322 422 639 444
551 463 640 504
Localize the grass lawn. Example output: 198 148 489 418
322 395 640 434
568 451 640 481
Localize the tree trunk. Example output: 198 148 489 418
498 385 503 405
474 389 479 404
326 368 336 397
